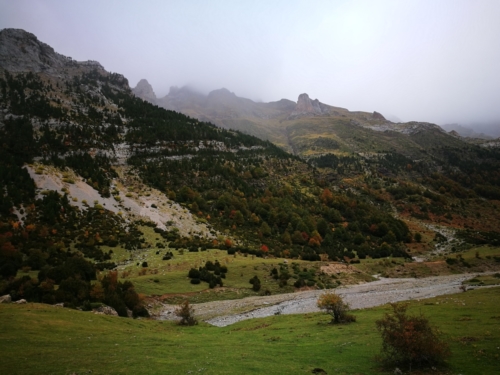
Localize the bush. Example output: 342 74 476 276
175 300 197 326
249 275 261 292
317 292 353 324
294 278 306 288
132 304 150 318
414 232 422 243
188 268 201 279
375 303 450 371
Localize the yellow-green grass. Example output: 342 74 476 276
111 243 341 299
457 245 500 260
1 287 499 374
463 273 500 286
111 224 350 298
353 257 407 275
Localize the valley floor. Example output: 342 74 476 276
158 272 497 326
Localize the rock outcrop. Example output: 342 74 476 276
372 111 386 121
93 305 119 316
132 79 157 104
290 93 331 117
0 28 104 74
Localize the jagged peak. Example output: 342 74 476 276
297 93 311 101
132 79 157 103
290 92 331 118
136 78 151 86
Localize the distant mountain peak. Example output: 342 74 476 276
132 79 157 103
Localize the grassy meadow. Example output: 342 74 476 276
1 287 499 375
108 226 373 303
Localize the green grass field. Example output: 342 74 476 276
1 287 499 374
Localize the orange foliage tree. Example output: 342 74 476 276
317 292 354 324
375 303 450 371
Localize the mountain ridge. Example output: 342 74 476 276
132 78 463 157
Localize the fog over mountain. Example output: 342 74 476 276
1 0 500 128
441 123 500 139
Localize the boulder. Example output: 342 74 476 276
14 299 27 304
0 294 11 303
92 305 118 316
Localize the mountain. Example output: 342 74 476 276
131 79 157 104
1 29 500 314
441 123 498 140
133 79 469 160
0 28 416 299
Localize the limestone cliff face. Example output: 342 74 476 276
132 79 157 104
0 28 105 74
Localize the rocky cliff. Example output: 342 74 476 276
0 28 105 75
132 78 157 104
290 93 331 117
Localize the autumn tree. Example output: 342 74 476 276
375 303 450 371
320 188 334 206
308 230 323 247
317 292 354 324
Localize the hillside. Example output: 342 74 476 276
1 28 500 318
134 77 500 245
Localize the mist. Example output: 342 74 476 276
1 0 500 130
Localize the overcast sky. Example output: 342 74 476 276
1 0 500 126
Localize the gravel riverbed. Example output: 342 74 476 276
158 273 494 327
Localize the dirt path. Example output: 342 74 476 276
158 272 496 327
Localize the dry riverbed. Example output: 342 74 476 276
158 272 496 327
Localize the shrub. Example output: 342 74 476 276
445 258 458 265
132 304 150 318
249 275 261 292
175 300 197 326
414 232 422 242
317 292 354 324
294 278 306 288
375 303 450 371
188 268 201 279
